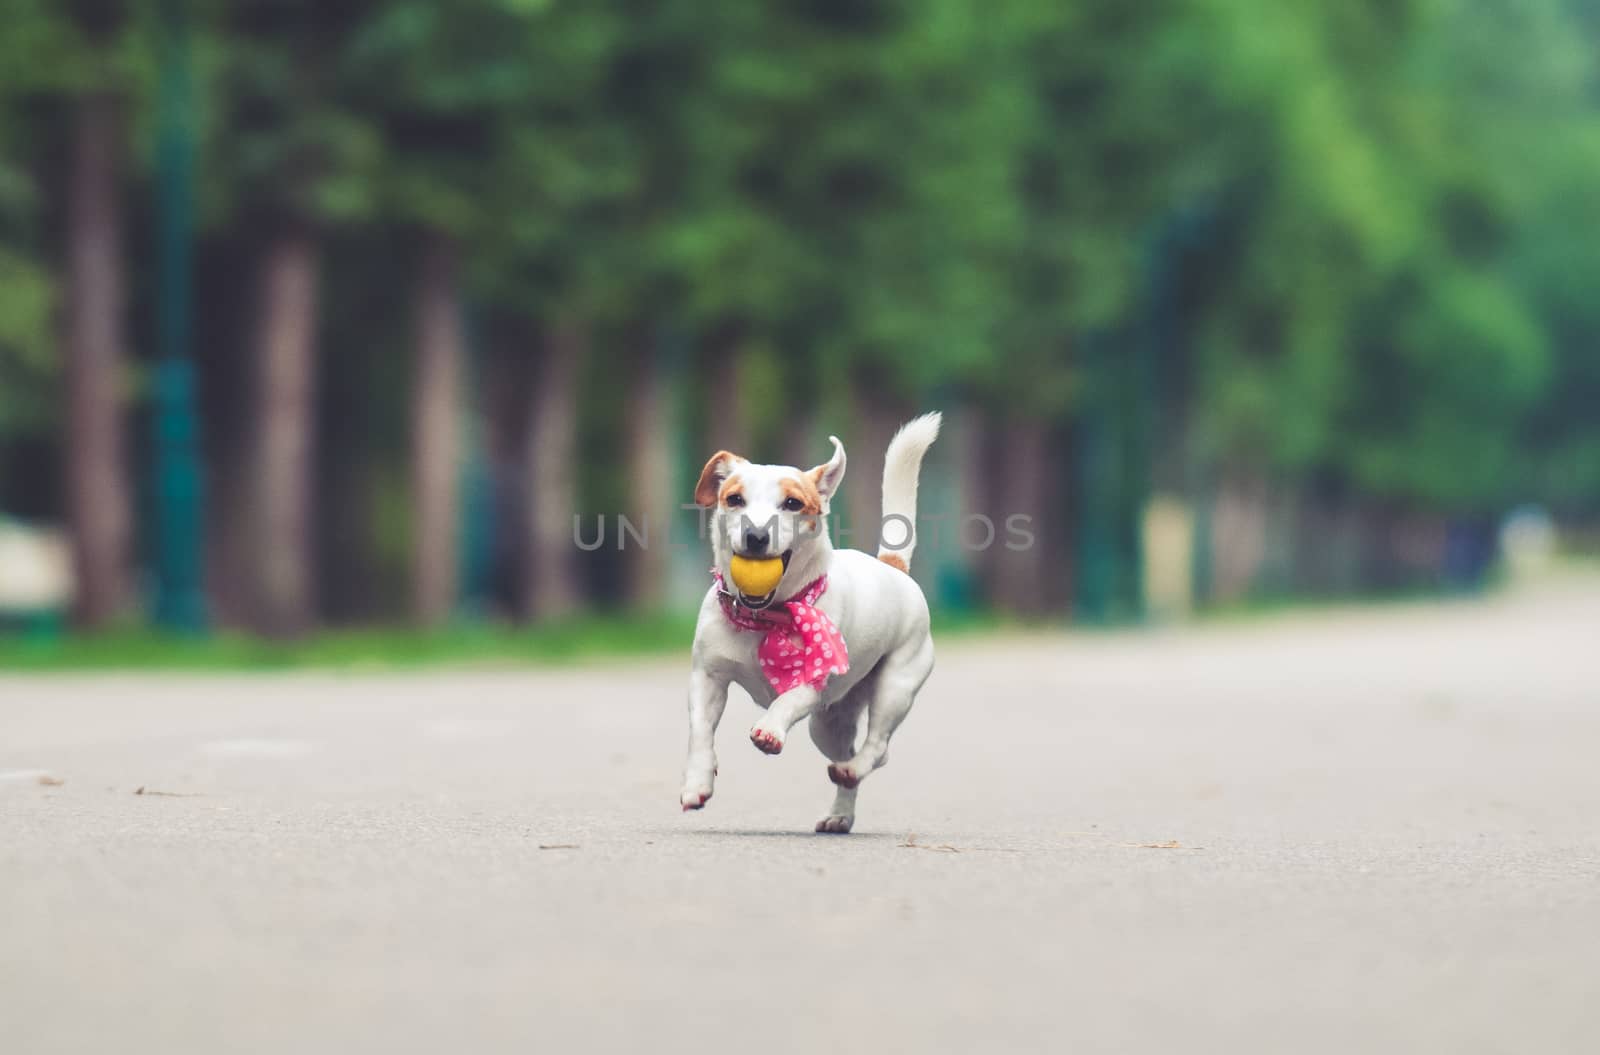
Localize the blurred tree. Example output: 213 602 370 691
978 3 1202 614
341 1 485 624
0 5 59 462
475 0 631 618
205 0 382 635
50 0 136 628
4 0 1598 633
523 321 586 618
408 237 462 625
1458 0 1600 515
652 0 1024 556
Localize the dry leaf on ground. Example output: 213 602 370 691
1118 840 1198 850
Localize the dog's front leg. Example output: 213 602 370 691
749 684 822 755
680 667 729 811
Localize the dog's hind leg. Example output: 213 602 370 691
809 702 862 833
827 638 933 791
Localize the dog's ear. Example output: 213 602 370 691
806 436 847 506
694 450 746 508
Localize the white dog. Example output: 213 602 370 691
679 412 942 833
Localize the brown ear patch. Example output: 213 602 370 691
879 553 909 574
694 451 744 508
780 476 823 516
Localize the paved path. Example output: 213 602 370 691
4 579 1598 1053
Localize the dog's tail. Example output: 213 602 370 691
876 411 942 573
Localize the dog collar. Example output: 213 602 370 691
714 571 823 626
713 571 849 693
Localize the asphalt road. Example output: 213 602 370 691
4 578 1599 1054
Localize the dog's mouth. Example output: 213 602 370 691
731 550 792 609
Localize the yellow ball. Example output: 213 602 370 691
729 555 785 597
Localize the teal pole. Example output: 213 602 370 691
152 0 206 632
1074 330 1117 624
662 325 708 609
925 383 972 615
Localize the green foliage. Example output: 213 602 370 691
1166 0 1597 514
0 0 142 442
0 249 55 434
4 0 1600 527
0 55 52 439
1342 269 1548 506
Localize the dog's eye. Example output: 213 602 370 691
782 497 804 512
724 493 745 508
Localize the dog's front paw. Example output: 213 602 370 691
749 726 784 755
680 785 713 811
815 814 854 834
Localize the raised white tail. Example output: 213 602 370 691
877 411 942 571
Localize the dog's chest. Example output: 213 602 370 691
709 611 877 709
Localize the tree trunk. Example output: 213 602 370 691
842 384 903 555
1210 469 1268 603
625 331 672 611
64 90 131 629
201 248 252 630
777 342 821 468
1040 421 1074 612
479 325 533 618
246 229 319 637
962 408 1000 600
704 322 750 456
782 411 821 470
990 417 1052 615
524 321 584 620
410 235 463 626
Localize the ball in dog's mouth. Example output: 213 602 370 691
730 551 791 606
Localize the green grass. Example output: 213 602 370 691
0 608 1015 672
0 614 699 672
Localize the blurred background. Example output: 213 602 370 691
0 0 1596 652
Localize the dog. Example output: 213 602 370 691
679 411 942 833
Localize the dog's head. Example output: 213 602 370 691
694 437 847 607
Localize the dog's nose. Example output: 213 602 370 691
743 525 771 554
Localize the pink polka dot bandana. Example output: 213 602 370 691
714 571 849 695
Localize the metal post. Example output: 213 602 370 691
152 0 206 632
1074 330 1117 624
